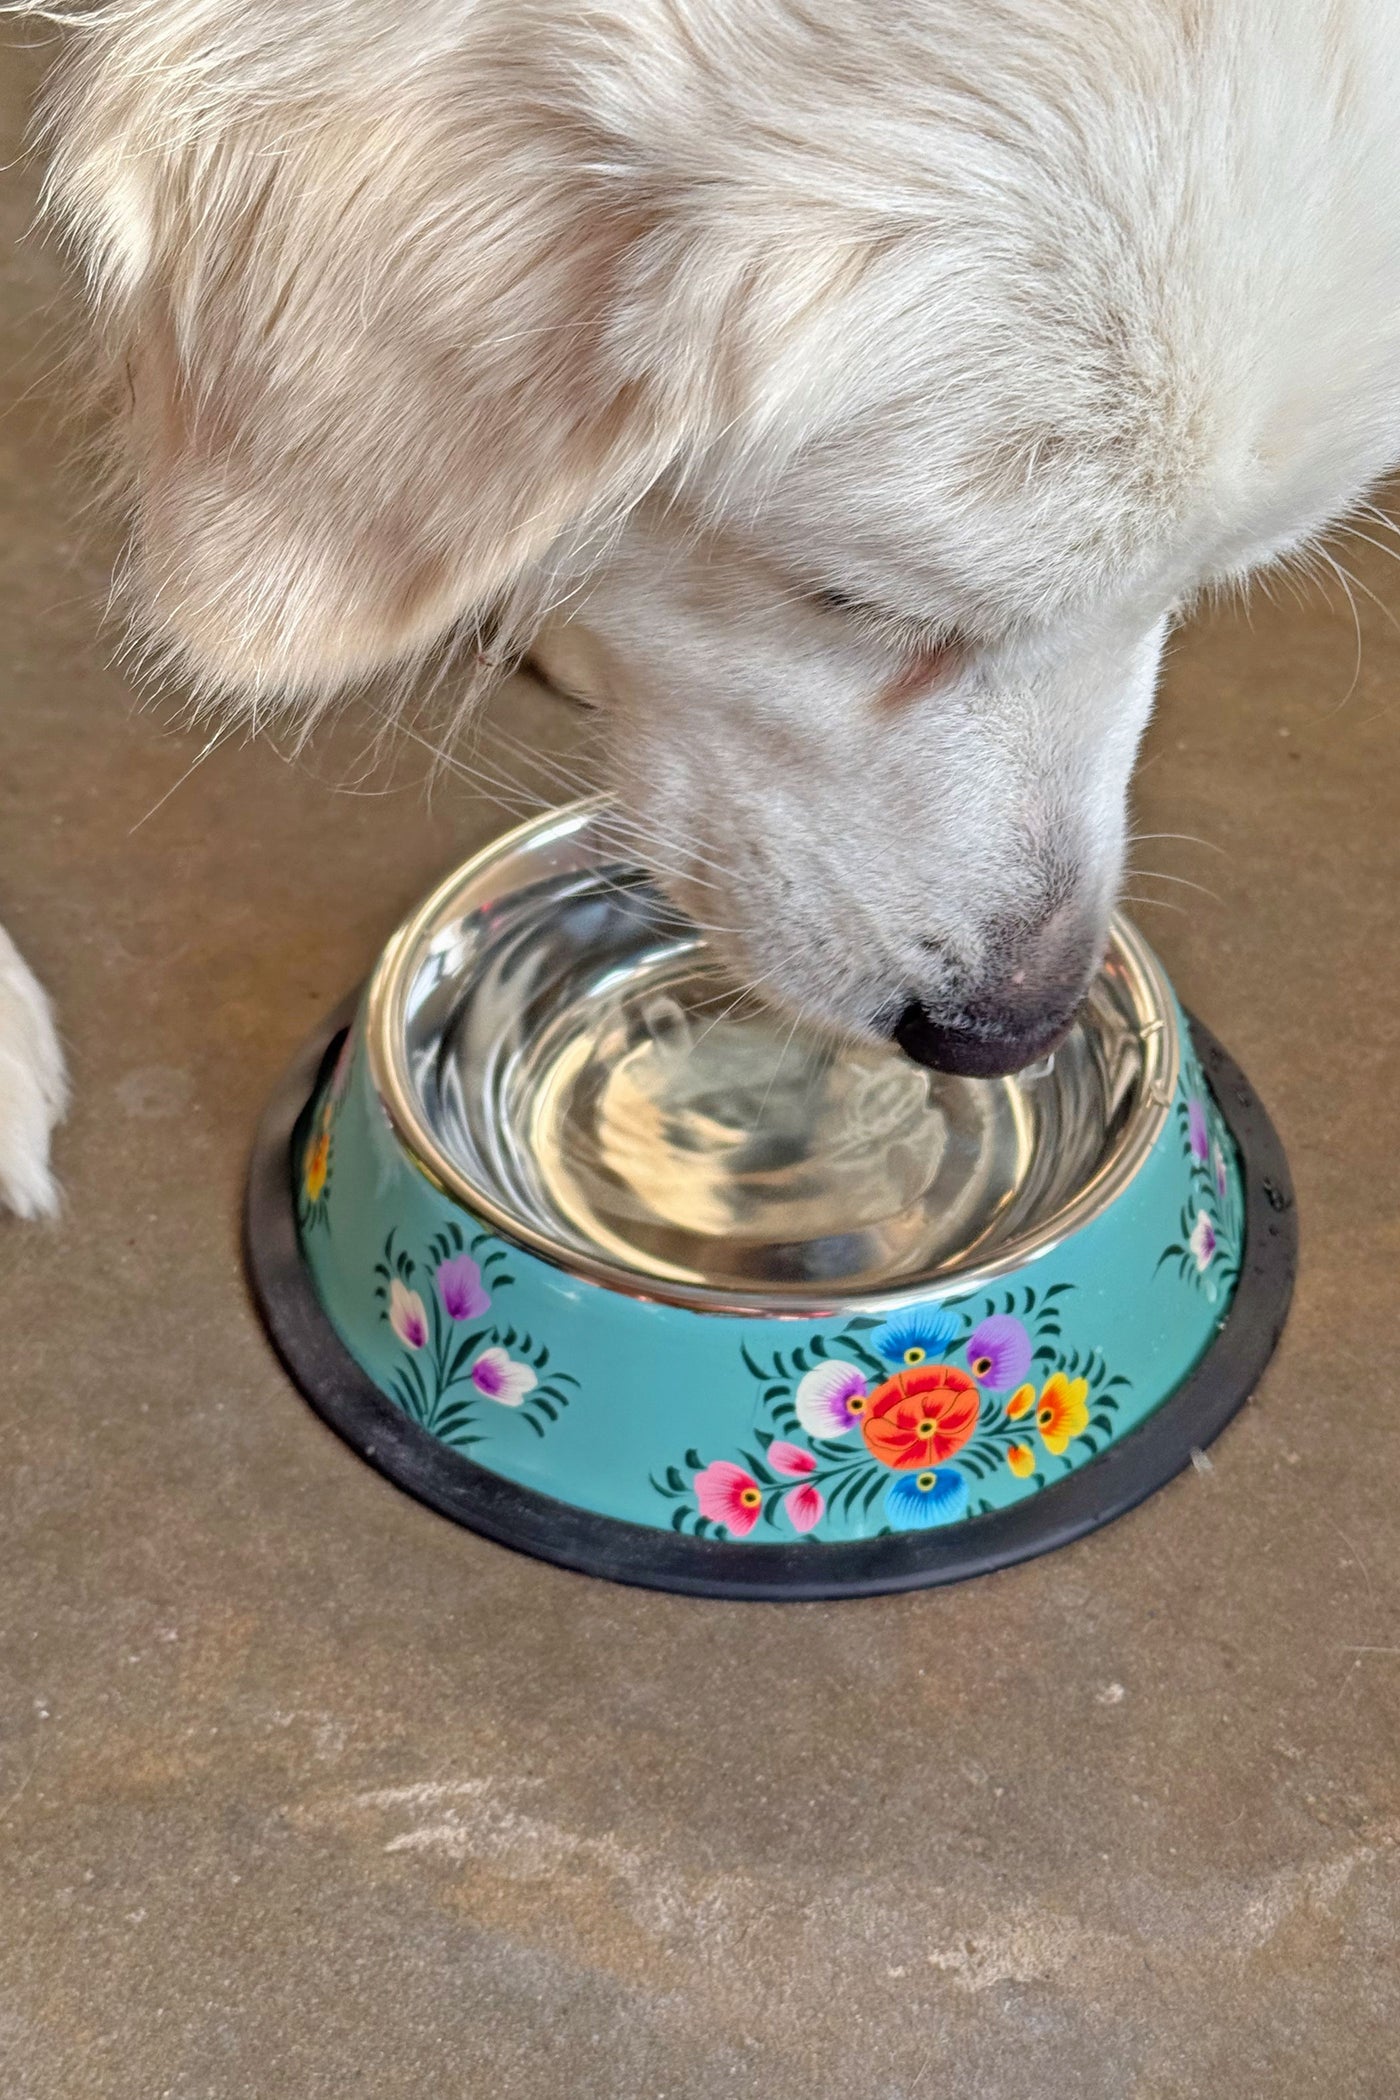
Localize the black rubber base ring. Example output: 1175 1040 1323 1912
244 1003 1297 1599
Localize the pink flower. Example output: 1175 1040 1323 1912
1213 1140 1228 1202
794 1361 870 1439
469 1347 537 1406
1188 1097 1209 1162
694 1461 764 1536
768 1439 818 1477
436 1253 490 1322
782 1483 824 1533
388 1278 428 1350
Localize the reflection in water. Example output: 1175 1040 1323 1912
406 865 1142 1291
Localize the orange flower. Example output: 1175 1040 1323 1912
860 1365 980 1470
1006 1383 1035 1420
1035 1373 1090 1456
303 1129 330 1203
1007 1442 1035 1478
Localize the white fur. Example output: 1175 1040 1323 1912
7 0 1400 1173
0 928 65 1218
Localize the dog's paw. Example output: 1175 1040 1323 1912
0 927 66 1219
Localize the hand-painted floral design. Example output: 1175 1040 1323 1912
695 1461 765 1536
869 1307 961 1367
794 1360 870 1438
783 1483 825 1533
1188 1210 1217 1271
296 1029 355 1236
885 1467 969 1529
860 1365 980 1468
374 1223 576 1444
468 1345 537 1407
768 1440 818 1476
651 1282 1129 1540
437 1252 491 1322
303 1127 331 1205
1034 1372 1090 1456
964 1313 1033 1390
388 1278 429 1350
1161 1048 1243 1303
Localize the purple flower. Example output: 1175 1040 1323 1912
436 1253 490 1322
1212 1140 1228 1203
1187 1097 1209 1163
1188 1210 1217 1271
965 1314 1033 1391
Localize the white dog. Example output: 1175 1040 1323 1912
8 0 1400 1211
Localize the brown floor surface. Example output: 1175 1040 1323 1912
2 32 1398 2100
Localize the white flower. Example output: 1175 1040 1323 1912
794 1360 868 1439
1188 1210 1217 1272
388 1278 428 1349
468 1346 538 1406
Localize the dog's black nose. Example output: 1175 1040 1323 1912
891 999 1075 1079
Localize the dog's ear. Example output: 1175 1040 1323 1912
45 40 703 707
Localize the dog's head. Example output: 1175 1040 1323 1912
45 0 1400 1071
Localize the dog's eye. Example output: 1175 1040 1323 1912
806 583 953 647
808 586 861 615
801 578 969 688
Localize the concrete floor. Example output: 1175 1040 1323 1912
3 34 1399 2100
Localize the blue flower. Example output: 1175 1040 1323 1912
885 1466 970 1530
870 1306 962 1367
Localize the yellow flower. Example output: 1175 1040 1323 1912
1007 1442 1035 1478
1036 1373 1090 1456
1006 1383 1035 1420
303 1129 330 1203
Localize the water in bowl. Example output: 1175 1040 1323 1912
400 860 1146 1292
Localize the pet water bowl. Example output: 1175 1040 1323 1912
246 798 1295 1598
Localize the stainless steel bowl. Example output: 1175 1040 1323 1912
247 799 1295 1598
372 798 1177 1306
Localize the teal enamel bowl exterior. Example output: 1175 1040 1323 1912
282 814 1260 1561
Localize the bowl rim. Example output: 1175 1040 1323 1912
364 798 1181 1316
